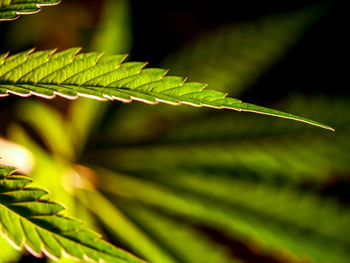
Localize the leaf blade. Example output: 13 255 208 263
0 49 333 130
0 165 145 263
0 0 60 21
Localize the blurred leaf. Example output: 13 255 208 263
164 6 325 96
68 98 107 156
0 48 332 130
0 165 145 263
94 132 350 186
0 0 60 21
120 204 240 263
90 0 132 54
78 187 178 263
97 168 350 263
16 100 75 160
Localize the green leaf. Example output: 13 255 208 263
0 48 333 130
0 0 60 21
90 0 132 54
0 165 145 263
78 188 179 263
97 168 350 263
88 134 344 186
16 100 75 160
119 204 240 263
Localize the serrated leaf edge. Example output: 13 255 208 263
0 48 334 131
0 166 144 263
0 0 61 21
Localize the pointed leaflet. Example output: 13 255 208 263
0 0 60 21
0 48 333 130
0 165 145 263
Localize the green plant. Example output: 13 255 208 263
1 1 347 263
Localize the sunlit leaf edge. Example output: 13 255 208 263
0 48 333 131
0 165 145 263
0 0 61 21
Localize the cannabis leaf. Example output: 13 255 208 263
0 48 333 130
0 0 60 21
0 165 145 263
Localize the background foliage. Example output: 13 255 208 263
0 0 348 262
